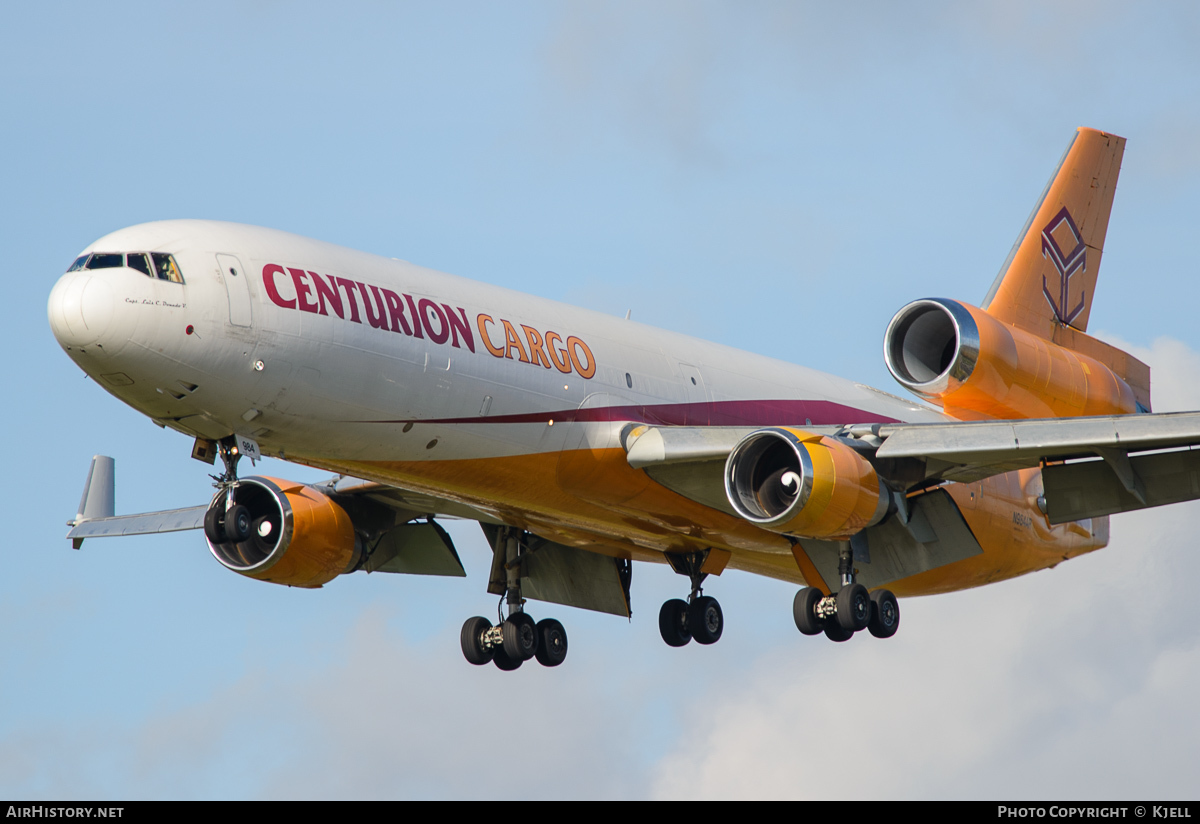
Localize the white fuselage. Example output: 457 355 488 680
49 220 945 470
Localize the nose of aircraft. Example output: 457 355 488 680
48 270 116 348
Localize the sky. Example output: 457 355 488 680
3 0 1200 800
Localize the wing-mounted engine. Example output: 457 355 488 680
883 298 1139 420
205 477 359 588
724 427 889 539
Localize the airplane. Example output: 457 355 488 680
48 127 1200 671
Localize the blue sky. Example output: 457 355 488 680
4 1 1200 799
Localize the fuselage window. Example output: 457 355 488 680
626 372 633 388
126 253 152 278
151 252 184 284
85 253 123 269
67 255 88 272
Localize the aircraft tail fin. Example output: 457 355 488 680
980 127 1150 410
982 127 1124 337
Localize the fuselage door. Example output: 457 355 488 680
216 253 252 327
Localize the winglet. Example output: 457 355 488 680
71 455 115 548
982 128 1125 337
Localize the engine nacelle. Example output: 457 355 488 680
724 428 888 539
884 298 1138 420
205 477 358 588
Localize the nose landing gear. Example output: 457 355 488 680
202 437 250 545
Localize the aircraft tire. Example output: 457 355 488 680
824 622 854 643
659 599 692 647
689 596 723 645
492 644 522 671
535 619 568 667
460 616 494 665
837 583 871 631
502 612 539 661
224 504 252 543
793 587 825 635
868 590 900 639
203 506 225 544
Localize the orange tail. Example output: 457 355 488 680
981 127 1150 411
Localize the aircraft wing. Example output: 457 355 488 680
67 506 209 544
623 410 1200 524
64 456 494 576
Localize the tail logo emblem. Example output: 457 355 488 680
1041 206 1087 325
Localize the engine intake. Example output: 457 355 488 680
884 298 1137 420
884 299 980 398
724 428 888 539
205 477 358 588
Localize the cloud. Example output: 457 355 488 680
645 503 1200 799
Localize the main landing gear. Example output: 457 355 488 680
460 527 568 671
793 544 899 642
658 550 724 648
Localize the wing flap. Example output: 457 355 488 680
1043 447 1200 522
875 411 1200 482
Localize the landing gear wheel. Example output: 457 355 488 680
460 616 494 665
492 644 522 671
502 612 539 661
868 589 900 639
659 598 692 647
689 596 723 645
824 621 854 642
793 587 826 635
204 507 225 544
224 504 252 543
535 619 568 667
837 583 871 631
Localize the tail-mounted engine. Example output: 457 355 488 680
883 298 1138 420
724 428 889 539
204 477 359 588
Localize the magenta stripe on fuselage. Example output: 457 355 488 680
366 399 899 427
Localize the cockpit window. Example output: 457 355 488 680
126 253 152 277
70 251 185 283
151 253 184 283
85 253 123 269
